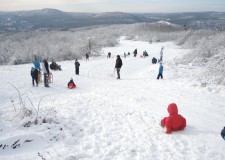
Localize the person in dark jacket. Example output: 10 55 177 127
68 78 76 89
221 127 225 140
152 57 157 64
75 59 80 75
31 67 38 87
108 52 111 58
86 53 89 61
42 59 50 87
160 46 164 62
133 49 137 57
50 61 61 70
157 63 164 79
161 103 186 134
115 55 123 79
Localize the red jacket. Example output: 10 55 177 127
161 103 186 134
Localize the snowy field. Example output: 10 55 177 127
0 38 225 160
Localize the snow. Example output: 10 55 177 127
157 20 171 25
0 38 225 160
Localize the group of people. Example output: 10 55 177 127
109 47 164 80
31 55 51 87
30 50 225 138
50 61 61 71
32 47 164 88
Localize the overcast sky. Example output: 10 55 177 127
1 0 225 12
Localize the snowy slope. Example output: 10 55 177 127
0 38 225 160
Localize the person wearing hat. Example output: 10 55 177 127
68 78 76 89
115 55 123 79
221 127 225 140
161 103 186 134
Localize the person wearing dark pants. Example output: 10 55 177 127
115 55 123 79
31 67 38 86
75 59 80 75
108 52 111 58
133 48 137 57
157 63 164 80
42 59 50 87
116 68 121 79
31 55 41 86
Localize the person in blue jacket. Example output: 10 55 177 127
157 63 164 79
31 55 41 86
221 127 225 140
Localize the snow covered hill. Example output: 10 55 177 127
0 38 224 160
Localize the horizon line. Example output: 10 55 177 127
0 8 224 14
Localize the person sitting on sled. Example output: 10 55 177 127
68 78 76 89
161 103 186 134
221 127 225 140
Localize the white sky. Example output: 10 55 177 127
0 0 225 12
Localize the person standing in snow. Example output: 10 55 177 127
115 55 123 79
107 52 111 58
42 58 50 87
160 46 164 62
75 59 80 75
133 48 137 57
161 103 186 134
221 127 225 140
124 52 126 58
157 63 164 79
31 67 37 87
86 53 89 61
31 55 41 86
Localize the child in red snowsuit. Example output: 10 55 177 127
161 103 186 134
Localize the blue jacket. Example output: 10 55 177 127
159 65 163 73
32 57 41 70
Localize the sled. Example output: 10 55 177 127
68 83 76 89
68 85 76 89
38 71 42 83
47 73 53 84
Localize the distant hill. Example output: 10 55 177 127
0 8 225 31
